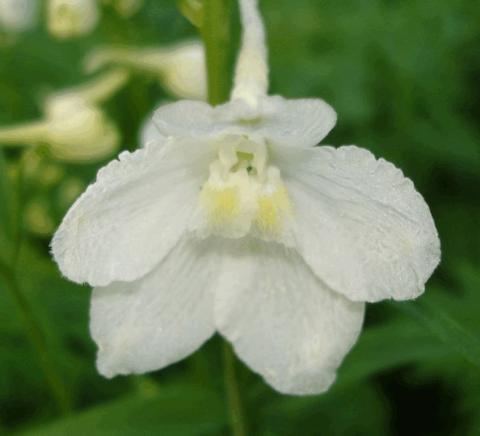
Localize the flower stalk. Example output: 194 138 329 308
201 0 247 433
202 0 232 105
58 68 129 105
222 341 247 436
0 260 71 414
0 122 47 145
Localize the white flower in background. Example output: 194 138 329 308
52 0 440 395
0 0 37 32
47 0 99 39
0 69 127 163
85 40 207 100
42 95 118 162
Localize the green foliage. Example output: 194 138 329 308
0 0 479 435
26 384 226 436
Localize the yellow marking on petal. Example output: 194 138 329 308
200 185 240 226
255 186 292 234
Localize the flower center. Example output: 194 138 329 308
198 134 292 239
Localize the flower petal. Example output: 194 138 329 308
51 138 214 287
153 100 217 138
214 238 365 395
153 96 336 147
253 96 337 147
90 237 216 377
281 145 441 303
139 113 166 148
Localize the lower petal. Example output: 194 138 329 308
90 237 217 378
214 239 365 395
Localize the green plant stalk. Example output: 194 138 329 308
0 122 47 145
0 262 71 414
222 341 247 436
200 1 247 434
202 0 232 105
0 154 71 414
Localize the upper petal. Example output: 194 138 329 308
280 145 441 303
153 100 217 138
139 110 167 148
51 138 214 287
90 237 217 377
214 238 365 395
252 96 337 147
153 96 336 148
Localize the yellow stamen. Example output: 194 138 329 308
255 186 291 234
200 185 240 226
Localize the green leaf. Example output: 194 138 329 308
23 384 226 436
261 384 390 436
0 152 14 260
177 0 205 28
391 298 480 369
337 318 450 388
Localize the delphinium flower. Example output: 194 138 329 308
47 0 99 39
85 40 207 100
52 0 440 395
0 0 37 33
0 69 128 163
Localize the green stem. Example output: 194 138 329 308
222 342 247 436
0 121 46 145
199 1 246 433
0 262 71 414
202 0 232 105
0 153 71 414
68 68 130 104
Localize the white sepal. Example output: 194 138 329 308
214 238 365 395
91 237 216 377
51 137 214 286
280 145 441 303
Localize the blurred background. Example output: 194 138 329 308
0 0 479 434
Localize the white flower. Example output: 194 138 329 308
52 0 440 395
85 40 207 100
47 0 99 39
0 69 127 162
0 0 37 32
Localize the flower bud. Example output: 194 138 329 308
160 41 207 100
85 41 207 100
47 0 99 39
0 69 126 163
0 0 37 32
44 94 119 162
